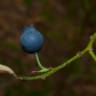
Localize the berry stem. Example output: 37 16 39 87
35 52 49 72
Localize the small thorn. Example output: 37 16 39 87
31 70 38 74
31 67 52 74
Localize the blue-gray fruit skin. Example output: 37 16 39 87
20 25 44 53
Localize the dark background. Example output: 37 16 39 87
0 0 96 96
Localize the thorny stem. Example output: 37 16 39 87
20 33 96 80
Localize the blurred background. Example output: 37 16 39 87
0 0 96 96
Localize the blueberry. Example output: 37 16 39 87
20 25 44 53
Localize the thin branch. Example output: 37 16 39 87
18 32 96 80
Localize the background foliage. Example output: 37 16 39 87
0 0 96 96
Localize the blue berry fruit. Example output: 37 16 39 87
20 25 44 53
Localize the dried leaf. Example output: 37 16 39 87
0 64 16 77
